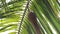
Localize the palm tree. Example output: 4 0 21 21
0 0 60 34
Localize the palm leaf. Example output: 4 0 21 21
0 0 60 34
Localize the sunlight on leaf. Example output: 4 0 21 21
9 32 16 34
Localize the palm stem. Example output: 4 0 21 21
17 0 30 34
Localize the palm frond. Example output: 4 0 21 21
0 0 60 34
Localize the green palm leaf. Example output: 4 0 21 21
0 0 60 34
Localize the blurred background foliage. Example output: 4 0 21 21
0 0 60 34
